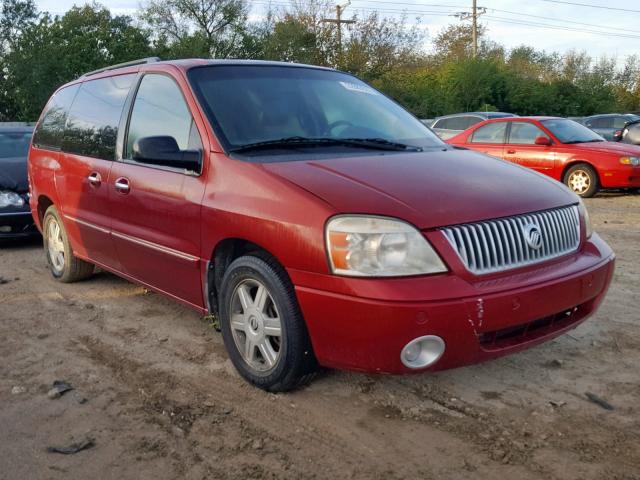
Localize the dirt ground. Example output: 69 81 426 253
1 193 639 480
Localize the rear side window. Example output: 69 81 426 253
508 122 549 144
63 74 135 160
32 85 79 150
471 122 507 144
587 117 612 129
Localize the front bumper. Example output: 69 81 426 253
0 208 38 239
290 233 614 374
600 165 640 188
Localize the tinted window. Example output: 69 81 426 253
125 74 202 162
188 65 443 156
508 122 548 144
471 122 507 144
63 74 135 160
32 85 79 150
0 131 32 159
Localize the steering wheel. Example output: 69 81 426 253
326 120 354 136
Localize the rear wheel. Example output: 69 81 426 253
43 206 94 282
219 255 316 392
564 164 599 198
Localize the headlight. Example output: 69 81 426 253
577 198 593 239
326 216 447 277
619 156 640 166
0 191 25 208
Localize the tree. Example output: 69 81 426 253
0 0 36 55
2 3 151 120
141 0 249 58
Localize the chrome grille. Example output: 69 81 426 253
441 205 580 274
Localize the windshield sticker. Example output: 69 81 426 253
339 81 378 96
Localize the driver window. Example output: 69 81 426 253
126 74 202 164
508 122 548 144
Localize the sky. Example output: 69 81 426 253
35 0 640 62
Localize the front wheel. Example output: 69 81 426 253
564 164 599 198
43 206 94 282
219 255 317 392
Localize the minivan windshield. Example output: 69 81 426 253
541 119 605 144
188 65 443 157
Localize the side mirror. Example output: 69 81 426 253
534 136 552 146
132 136 201 172
613 130 623 142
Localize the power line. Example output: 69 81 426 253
484 15 640 40
250 0 640 41
486 7 639 34
538 0 640 14
351 0 469 8
251 0 458 17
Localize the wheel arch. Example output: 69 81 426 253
561 160 600 184
205 237 289 316
37 195 55 227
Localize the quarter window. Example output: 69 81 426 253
32 85 79 150
613 116 628 129
62 74 135 160
508 122 549 144
470 122 507 144
125 74 202 164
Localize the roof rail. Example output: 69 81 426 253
81 57 161 78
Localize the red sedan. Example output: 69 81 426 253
447 116 640 197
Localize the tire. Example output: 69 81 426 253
564 164 599 198
219 254 317 392
43 206 94 283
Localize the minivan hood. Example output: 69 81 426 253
262 148 575 230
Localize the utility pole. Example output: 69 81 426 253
472 0 478 58
455 1 486 58
321 2 356 59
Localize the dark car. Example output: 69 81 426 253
581 113 640 141
0 125 37 239
431 112 517 140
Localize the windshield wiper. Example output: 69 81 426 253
563 139 604 144
229 136 422 153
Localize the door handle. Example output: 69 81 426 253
87 172 102 187
506 149 516 154
114 177 130 194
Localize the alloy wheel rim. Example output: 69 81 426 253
230 279 282 372
47 218 65 273
568 170 590 194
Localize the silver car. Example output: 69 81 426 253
431 112 517 140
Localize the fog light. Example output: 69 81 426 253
0 226 11 233
400 335 445 369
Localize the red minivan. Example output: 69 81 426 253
29 59 615 391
